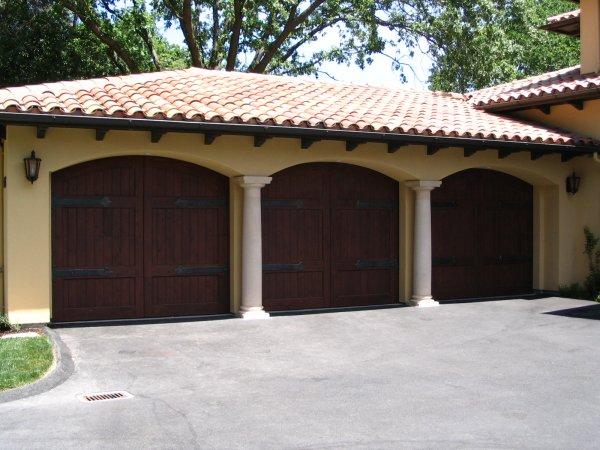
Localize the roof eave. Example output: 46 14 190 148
0 111 597 155
540 18 580 37
476 87 600 113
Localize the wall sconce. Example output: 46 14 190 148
24 150 41 184
565 172 581 195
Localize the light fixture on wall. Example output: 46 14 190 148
24 150 41 184
565 172 581 195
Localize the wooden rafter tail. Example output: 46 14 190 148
150 130 165 143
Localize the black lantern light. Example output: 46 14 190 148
24 150 41 184
565 172 581 195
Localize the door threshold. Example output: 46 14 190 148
269 303 407 317
49 313 236 328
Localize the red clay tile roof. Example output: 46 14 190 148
470 66 600 109
0 68 593 146
542 9 580 35
546 8 580 25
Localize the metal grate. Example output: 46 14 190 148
79 391 133 403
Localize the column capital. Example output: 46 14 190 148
405 180 442 191
235 175 272 189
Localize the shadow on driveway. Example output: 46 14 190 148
545 303 600 320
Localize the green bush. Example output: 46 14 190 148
561 228 600 302
583 227 600 301
558 282 590 300
0 314 11 332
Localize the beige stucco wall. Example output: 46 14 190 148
514 99 600 285
3 124 599 323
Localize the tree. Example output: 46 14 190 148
417 0 580 92
0 0 187 87
0 0 581 91
0 0 117 87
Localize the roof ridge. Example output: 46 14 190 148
0 66 468 101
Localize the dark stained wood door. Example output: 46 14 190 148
51 156 229 322
262 163 399 311
143 158 229 317
432 169 533 300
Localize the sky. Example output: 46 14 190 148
161 24 433 90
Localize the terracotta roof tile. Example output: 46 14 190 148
546 8 580 25
470 66 600 109
0 67 593 146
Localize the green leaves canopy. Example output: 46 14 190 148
0 0 580 92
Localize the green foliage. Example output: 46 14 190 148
426 0 580 92
559 228 600 302
0 336 54 391
583 227 600 301
558 283 590 300
0 314 11 332
0 0 582 90
0 0 118 87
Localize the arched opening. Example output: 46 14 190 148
262 162 399 311
51 156 230 322
432 168 533 300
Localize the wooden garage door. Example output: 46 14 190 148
51 156 229 322
431 169 533 300
262 163 399 311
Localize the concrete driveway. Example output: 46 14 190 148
1 297 599 449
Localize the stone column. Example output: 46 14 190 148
405 180 442 307
235 176 272 319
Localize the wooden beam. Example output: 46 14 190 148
561 153 577 162
387 142 408 154
530 151 544 161
150 130 164 143
463 147 481 157
95 129 108 141
568 100 584 111
498 149 513 159
300 137 319 149
346 140 364 152
36 125 48 139
254 135 269 147
427 144 446 155
537 105 551 115
204 132 220 145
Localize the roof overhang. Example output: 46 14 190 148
540 8 580 36
477 87 600 114
0 112 597 161
541 18 580 37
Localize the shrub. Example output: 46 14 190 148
583 227 600 301
0 314 11 332
558 282 590 300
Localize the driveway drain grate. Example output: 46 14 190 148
79 391 133 403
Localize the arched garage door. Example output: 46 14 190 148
432 169 533 300
262 163 399 311
51 156 229 322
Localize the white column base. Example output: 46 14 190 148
237 307 270 320
409 297 440 308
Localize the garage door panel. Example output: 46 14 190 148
264 163 399 311
52 156 230 322
332 209 396 260
333 268 396 307
144 158 229 317
432 266 478 299
263 271 326 310
263 208 326 262
146 273 227 316
148 207 224 266
432 169 533 300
